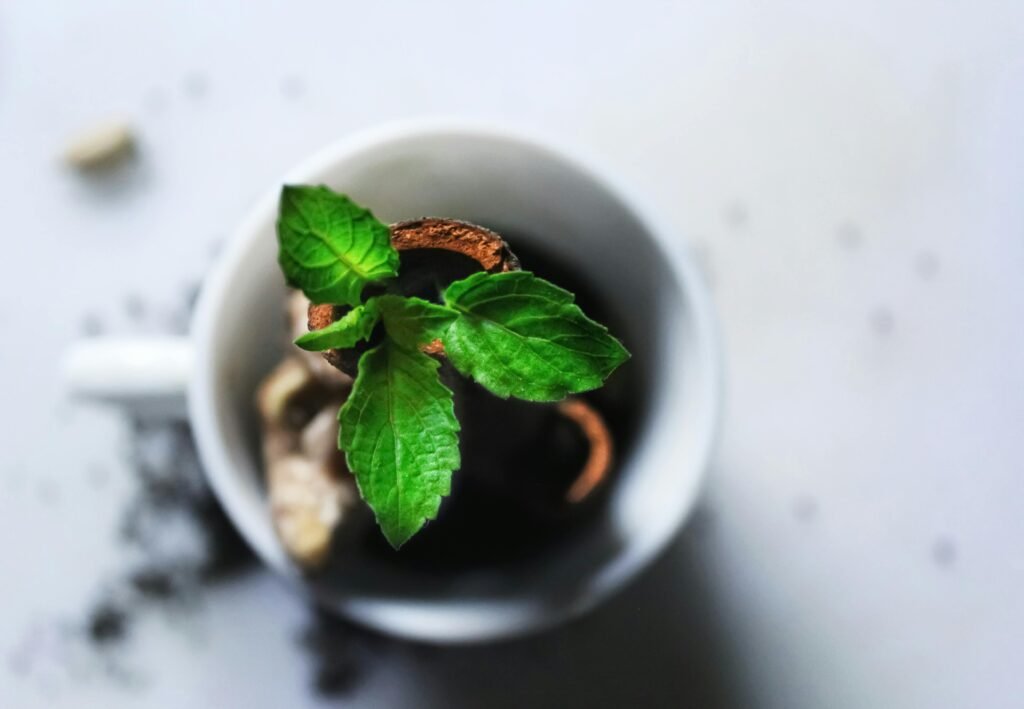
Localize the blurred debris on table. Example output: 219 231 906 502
63 120 136 172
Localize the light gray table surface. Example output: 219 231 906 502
2 2 1022 707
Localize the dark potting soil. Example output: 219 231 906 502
341 236 644 572
51 286 378 699
75 418 257 658
87 603 129 646
71 287 256 655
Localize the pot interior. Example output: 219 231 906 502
198 126 715 640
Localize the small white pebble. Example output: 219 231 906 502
63 120 135 170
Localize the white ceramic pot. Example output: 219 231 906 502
62 119 722 643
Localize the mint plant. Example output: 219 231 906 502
277 185 630 548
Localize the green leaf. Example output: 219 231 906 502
293 303 379 351
276 185 399 306
442 271 630 401
373 295 458 349
338 342 460 548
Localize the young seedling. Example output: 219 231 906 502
276 185 630 548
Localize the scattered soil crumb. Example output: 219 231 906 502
837 221 863 250
723 202 749 229
869 307 894 336
932 537 956 567
299 608 384 698
792 496 818 522
281 76 305 99
123 294 146 320
183 73 208 99
87 604 129 646
80 314 106 337
915 251 940 280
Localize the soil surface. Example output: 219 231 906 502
315 235 644 572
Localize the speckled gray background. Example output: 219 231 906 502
2 2 1023 707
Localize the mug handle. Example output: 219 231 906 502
62 336 194 419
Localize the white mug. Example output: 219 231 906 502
62 119 722 643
